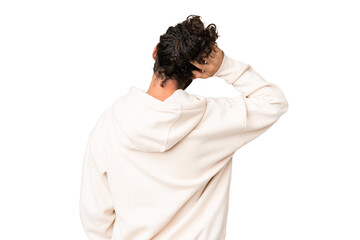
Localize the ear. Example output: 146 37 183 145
152 44 158 60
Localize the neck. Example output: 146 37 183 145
146 74 180 102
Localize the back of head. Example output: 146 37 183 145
153 15 219 90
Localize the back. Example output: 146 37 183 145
79 53 288 240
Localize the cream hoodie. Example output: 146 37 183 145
79 53 288 240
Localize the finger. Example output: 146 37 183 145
208 49 216 59
212 44 219 52
189 60 203 69
192 70 205 79
209 45 218 58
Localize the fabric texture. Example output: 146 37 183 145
79 53 288 240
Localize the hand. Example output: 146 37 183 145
190 44 224 79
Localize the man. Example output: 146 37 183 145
80 15 288 240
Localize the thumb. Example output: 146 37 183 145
192 70 203 79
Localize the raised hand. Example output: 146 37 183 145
190 44 224 79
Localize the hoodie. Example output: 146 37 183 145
79 53 288 240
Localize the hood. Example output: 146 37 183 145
111 86 206 152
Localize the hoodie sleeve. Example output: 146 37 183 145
79 111 116 240
202 53 288 153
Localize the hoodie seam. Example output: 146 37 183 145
162 107 182 151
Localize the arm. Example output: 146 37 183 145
79 110 116 240
213 52 288 145
192 45 288 151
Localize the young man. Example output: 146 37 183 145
79 15 288 240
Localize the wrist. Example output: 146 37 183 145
213 51 226 77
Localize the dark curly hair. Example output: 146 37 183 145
153 15 219 90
